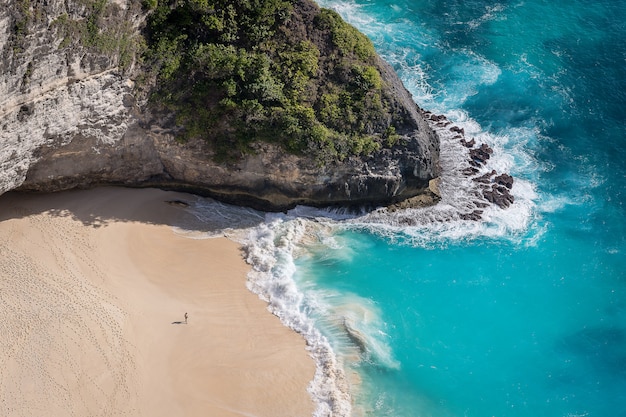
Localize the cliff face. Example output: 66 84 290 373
0 0 143 193
1 0 440 211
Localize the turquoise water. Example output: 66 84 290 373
217 1 626 416
298 1 625 415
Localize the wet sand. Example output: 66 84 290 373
0 187 315 416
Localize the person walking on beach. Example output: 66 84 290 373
184 312 188 324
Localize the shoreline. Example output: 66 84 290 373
0 187 315 416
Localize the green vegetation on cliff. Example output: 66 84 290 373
46 0 143 70
143 0 402 162
8 0 406 163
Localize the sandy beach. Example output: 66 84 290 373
0 187 315 416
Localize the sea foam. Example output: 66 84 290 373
243 218 353 417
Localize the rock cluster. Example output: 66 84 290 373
476 171 515 209
421 110 515 220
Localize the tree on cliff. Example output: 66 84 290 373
142 0 407 162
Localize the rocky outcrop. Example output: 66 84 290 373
1 0 440 211
425 111 514 218
1 0 144 194
18 115 439 211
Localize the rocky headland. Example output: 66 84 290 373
1 0 514 216
0 0 444 211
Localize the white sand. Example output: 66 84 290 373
0 187 315 416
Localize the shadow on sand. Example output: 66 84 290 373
0 187 267 231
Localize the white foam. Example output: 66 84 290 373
303 289 401 370
387 47 439 104
324 0 374 30
340 299 400 370
466 3 507 30
170 196 266 240
242 218 353 417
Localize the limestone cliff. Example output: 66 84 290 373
0 0 440 211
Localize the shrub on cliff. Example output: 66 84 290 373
143 0 406 163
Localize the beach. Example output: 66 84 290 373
0 187 315 417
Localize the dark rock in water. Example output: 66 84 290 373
460 137 476 148
473 170 497 184
483 185 514 209
494 173 514 189
462 167 480 176
386 188 441 211
450 126 465 135
468 144 493 166
482 189 495 203
460 210 483 221
451 133 515 211
429 113 447 122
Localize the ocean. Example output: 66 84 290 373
182 1 626 416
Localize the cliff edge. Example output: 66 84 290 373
0 0 440 211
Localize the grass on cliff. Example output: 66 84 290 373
143 0 401 163
50 0 144 71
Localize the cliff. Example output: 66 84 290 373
0 0 440 211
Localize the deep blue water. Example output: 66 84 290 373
285 0 626 416
203 1 626 416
